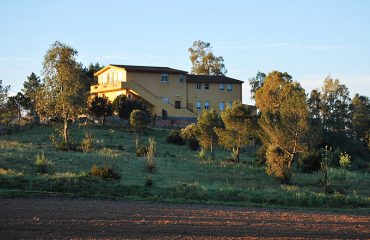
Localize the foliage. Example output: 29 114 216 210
180 123 200 150
37 41 87 144
166 130 185 145
6 92 28 121
196 109 223 158
188 40 227 76
145 175 153 187
81 131 94 152
339 152 351 169
90 164 120 180
215 101 257 162
82 62 104 91
249 71 266 100
351 94 370 146
35 150 52 174
22 72 42 117
113 95 148 120
298 151 322 173
197 149 206 160
145 137 156 173
88 95 113 125
0 80 10 124
255 71 309 183
130 109 151 131
320 146 333 187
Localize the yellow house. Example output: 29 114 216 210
91 64 244 119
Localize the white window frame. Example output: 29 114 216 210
205 83 210 90
196 101 202 110
204 101 210 109
118 72 123 81
196 83 202 89
219 83 224 91
102 73 107 84
161 73 169 82
219 102 225 111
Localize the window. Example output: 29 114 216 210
175 101 181 109
127 93 132 99
204 101 210 109
227 84 232 91
219 83 224 91
205 83 209 90
227 101 232 108
161 73 169 82
196 101 202 110
219 102 225 111
196 83 202 89
102 73 107 84
180 74 185 83
162 97 169 104
118 72 123 81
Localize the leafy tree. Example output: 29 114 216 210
6 92 28 121
306 89 323 148
320 76 351 149
255 71 309 183
188 40 226 76
249 71 266 100
88 95 113 125
22 72 42 117
215 102 257 162
196 109 223 158
37 41 87 144
83 62 103 91
113 95 147 120
351 94 370 145
0 80 10 124
130 109 151 131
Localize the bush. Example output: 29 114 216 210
81 132 94 152
35 151 52 174
166 130 185 145
145 175 153 187
90 164 121 180
298 151 322 173
180 124 200 151
145 138 156 173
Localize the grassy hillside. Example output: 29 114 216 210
0 124 369 210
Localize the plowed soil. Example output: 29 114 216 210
0 197 369 239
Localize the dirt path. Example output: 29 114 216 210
0 197 369 239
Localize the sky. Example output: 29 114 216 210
1 0 370 104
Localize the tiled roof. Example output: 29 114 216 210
111 64 187 74
186 74 244 84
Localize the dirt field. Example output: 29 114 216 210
0 197 369 239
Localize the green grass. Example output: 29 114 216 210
0 124 369 210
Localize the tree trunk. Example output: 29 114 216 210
236 146 240 162
210 143 214 159
63 120 69 144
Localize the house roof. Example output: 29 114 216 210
112 64 187 74
186 74 244 84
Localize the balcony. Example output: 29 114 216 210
90 82 124 93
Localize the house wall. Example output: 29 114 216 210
126 71 188 115
187 82 242 113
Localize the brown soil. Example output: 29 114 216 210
0 197 369 239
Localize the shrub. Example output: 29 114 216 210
130 109 151 130
339 152 351 169
166 130 185 145
298 151 321 173
180 124 200 151
136 146 147 157
90 164 121 180
145 137 156 173
35 151 52 174
197 149 206 160
81 132 94 152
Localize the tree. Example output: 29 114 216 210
130 109 151 131
6 92 28 121
37 41 87 144
0 80 10 124
83 62 103 91
22 72 42 118
255 71 309 183
320 76 351 149
215 102 257 162
306 89 323 148
351 94 370 145
113 95 147 120
196 109 223 158
249 71 266 100
188 40 227 76
88 95 113 125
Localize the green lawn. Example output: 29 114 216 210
0 124 369 210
